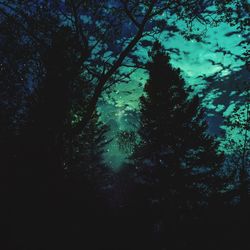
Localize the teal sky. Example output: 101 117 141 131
99 12 249 169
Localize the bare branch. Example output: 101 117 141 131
75 1 156 130
120 0 140 28
69 0 89 57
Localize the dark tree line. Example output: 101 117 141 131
1 1 249 250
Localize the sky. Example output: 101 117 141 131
98 7 249 169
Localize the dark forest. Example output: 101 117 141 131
1 1 249 250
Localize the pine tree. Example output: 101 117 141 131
61 69 113 208
130 41 225 221
66 110 111 198
13 26 112 248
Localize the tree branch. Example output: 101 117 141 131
120 0 140 28
75 1 156 131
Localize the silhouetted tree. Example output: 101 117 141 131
0 15 27 186
65 75 112 203
126 41 226 247
222 84 249 211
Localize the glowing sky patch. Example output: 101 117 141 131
99 12 249 168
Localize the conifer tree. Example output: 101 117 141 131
60 68 113 209
130 41 226 220
12 26 112 249
66 105 112 200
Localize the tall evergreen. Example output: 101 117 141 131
65 74 112 201
6 24 111 249
130 41 225 219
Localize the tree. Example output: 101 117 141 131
65 75 112 200
127 42 226 244
222 84 249 209
2 0 247 129
6 23 112 249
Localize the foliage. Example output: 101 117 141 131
222 85 250 206
129 41 226 214
117 130 137 154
